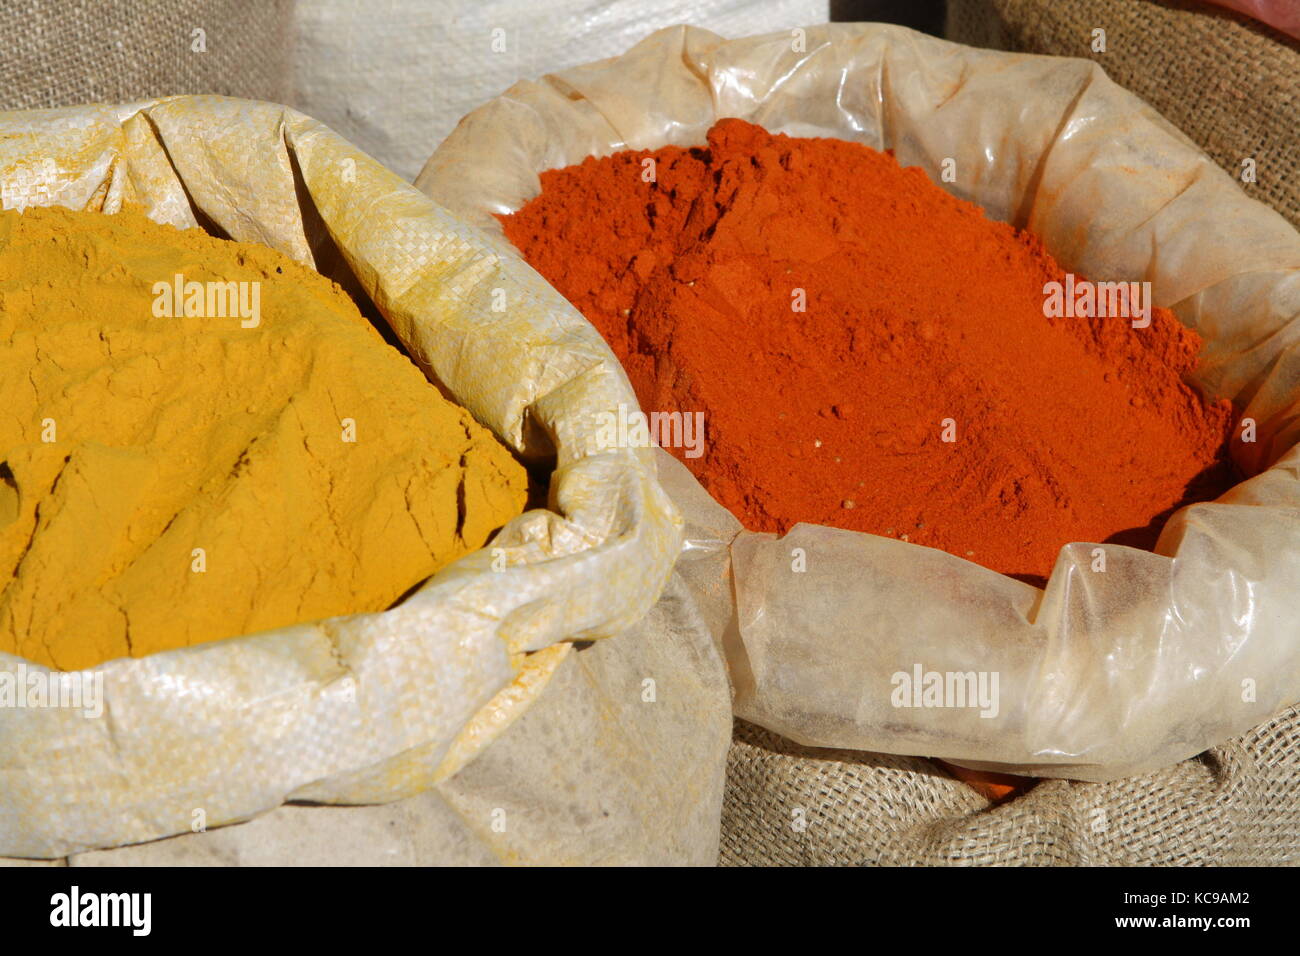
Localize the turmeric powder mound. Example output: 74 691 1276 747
0 205 527 671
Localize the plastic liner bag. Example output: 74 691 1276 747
0 95 730 862
418 23 1300 783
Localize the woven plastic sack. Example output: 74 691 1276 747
0 95 725 861
289 0 826 181
45 574 731 867
418 23 1300 783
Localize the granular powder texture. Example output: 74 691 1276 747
0 205 527 670
502 119 1236 583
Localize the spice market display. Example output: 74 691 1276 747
2 9 1298 876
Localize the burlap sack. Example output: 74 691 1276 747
0 0 291 112
0 0 289 111
721 706 1300 865
946 0 1300 231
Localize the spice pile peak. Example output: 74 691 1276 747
0 205 527 669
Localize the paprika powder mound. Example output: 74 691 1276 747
502 118 1236 584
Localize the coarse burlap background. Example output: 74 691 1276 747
722 706 1300 865
946 0 1300 231
0 0 292 110
714 2 1300 867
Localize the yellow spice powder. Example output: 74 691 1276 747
0 205 527 671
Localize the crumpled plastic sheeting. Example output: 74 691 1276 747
0 95 689 858
419 23 1300 782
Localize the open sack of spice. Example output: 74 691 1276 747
418 23 1300 783
0 95 731 862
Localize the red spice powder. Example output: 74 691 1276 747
502 119 1236 584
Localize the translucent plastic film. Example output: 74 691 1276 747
420 23 1300 781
